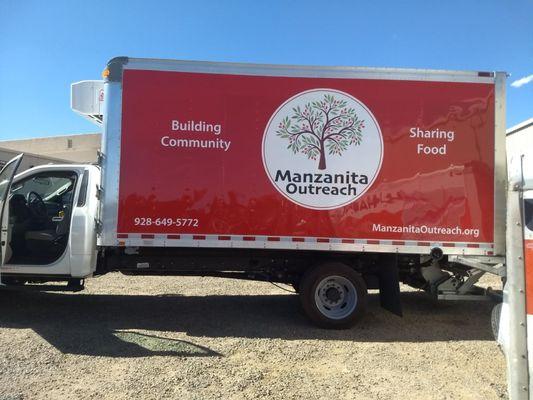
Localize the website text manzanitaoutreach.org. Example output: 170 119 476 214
372 224 480 238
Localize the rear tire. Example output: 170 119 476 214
300 262 367 329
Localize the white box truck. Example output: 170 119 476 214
0 58 509 333
11 58 533 398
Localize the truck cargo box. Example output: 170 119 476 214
99 58 506 256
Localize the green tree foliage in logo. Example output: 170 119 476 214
276 94 365 170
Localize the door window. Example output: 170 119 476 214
525 198 533 232
0 157 22 211
0 154 23 268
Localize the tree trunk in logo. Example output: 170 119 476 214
318 145 327 170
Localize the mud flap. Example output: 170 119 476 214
378 255 403 316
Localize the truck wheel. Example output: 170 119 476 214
300 263 367 329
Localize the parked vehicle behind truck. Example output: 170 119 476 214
0 58 507 329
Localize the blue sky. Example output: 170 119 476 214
0 0 532 140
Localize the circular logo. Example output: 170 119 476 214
262 89 383 210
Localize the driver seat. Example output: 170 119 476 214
25 230 58 242
24 205 71 256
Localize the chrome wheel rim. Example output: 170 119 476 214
314 275 357 320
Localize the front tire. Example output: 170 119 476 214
300 262 367 329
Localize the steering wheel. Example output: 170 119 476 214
26 191 47 218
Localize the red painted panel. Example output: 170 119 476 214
118 69 495 243
525 240 533 315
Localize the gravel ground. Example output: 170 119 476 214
0 273 507 400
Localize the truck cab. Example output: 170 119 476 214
0 157 100 283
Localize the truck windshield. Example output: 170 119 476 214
11 174 76 202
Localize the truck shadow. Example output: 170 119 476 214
0 289 496 357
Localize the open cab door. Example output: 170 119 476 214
502 141 533 399
0 154 23 284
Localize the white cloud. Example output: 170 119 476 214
511 74 533 88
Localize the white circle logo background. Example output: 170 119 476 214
262 89 383 210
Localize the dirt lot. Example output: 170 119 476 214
0 274 507 400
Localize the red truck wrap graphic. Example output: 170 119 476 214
526 240 533 315
117 69 495 245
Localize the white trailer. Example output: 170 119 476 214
497 118 533 399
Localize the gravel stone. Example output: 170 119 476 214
0 273 507 399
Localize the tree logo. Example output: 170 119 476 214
262 89 383 210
